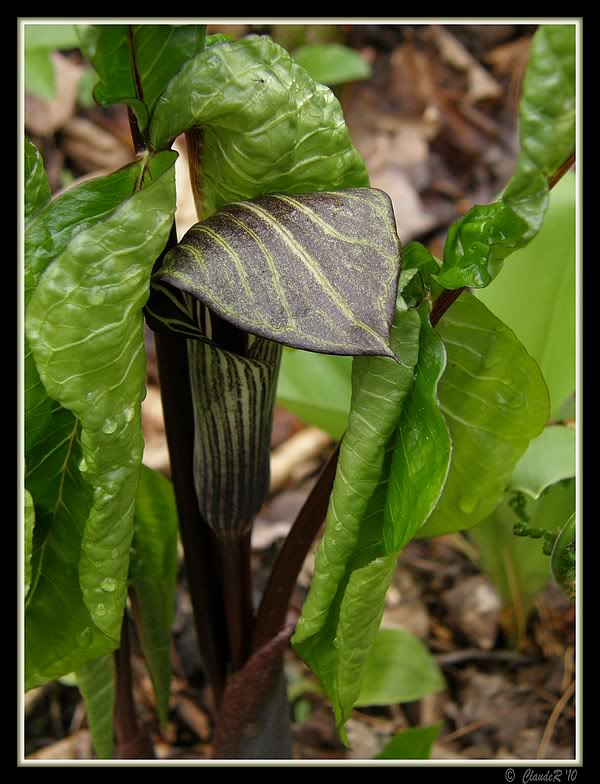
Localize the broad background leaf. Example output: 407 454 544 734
24 24 80 100
509 425 575 500
129 466 179 725
374 722 441 760
292 43 372 86
421 294 549 537
26 152 176 652
357 628 445 707
477 173 575 418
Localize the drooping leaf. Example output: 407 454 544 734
291 43 372 86
129 466 178 725
468 480 575 641
294 300 450 742
153 189 401 357
551 512 576 599
24 489 35 598
149 35 369 217
509 425 575 500
26 151 177 645
476 173 575 417
421 294 549 538
76 655 115 759
435 24 575 290
187 337 282 536
277 350 352 439
25 137 51 223
25 405 112 687
374 722 442 760
357 628 445 707
77 24 206 132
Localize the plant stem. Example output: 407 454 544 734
253 443 340 651
217 532 254 671
113 613 155 759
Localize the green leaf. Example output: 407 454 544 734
76 656 115 759
421 294 549 537
468 480 575 639
509 425 575 500
357 628 445 706
25 24 80 51
129 466 178 725
153 189 400 357
551 512 575 599
25 137 51 223
374 722 441 760
25 406 112 687
435 25 575 290
291 43 372 86
476 173 575 417
294 300 450 742
26 151 176 645
24 489 35 598
25 48 55 99
77 24 206 131
187 337 282 536
149 35 368 217
277 350 352 439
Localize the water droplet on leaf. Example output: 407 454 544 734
76 626 93 648
102 418 118 434
95 603 107 617
78 457 89 473
101 577 117 593
123 405 135 423
458 494 479 514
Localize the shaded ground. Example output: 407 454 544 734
24 23 575 761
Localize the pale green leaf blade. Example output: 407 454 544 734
25 406 115 688
154 189 401 357
25 137 51 223
187 337 282 536
149 35 368 216
476 173 575 417
295 302 421 644
551 512 576 599
25 48 56 100
421 294 550 537
468 480 575 636
356 628 445 707
26 151 177 643
435 24 575 290
76 655 115 759
509 425 575 500
24 489 35 598
277 350 352 439
25 24 80 51
383 303 451 551
374 723 441 760
129 466 178 725
292 43 371 86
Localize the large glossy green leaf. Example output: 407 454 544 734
356 628 445 707
292 43 372 86
277 350 352 439
294 300 450 742
149 35 368 217
188 337 282 536
129 466 178 725
24 489 35 598
77 24 206 132
25 136 51 224
476 173 575 417
153 189 401 357
421 294 549 537
374 723 441 760
76 655 115 759
509 425 575 500
26 151 176 645
435 25 575 290
468 479 575 638
25 405 112 687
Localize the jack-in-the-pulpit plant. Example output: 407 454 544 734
23 23 576 760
